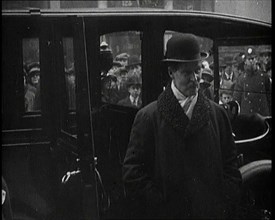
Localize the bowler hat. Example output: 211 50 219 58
163 33 208 63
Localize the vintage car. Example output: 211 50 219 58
2 2 271 219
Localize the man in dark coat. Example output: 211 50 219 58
122 33 242 219
233 47 271 116
24 62 41 112
117 75 142 108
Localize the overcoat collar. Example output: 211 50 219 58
157 83 212 138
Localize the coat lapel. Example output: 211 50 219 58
157 84 211 138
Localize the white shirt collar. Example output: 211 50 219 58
225 72 233 80
171 80 187 102
130 95 138 105
171 80 198 119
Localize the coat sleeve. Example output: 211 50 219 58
122 109 163 205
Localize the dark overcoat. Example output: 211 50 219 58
123 84 242 219
117 96 142 108
233 71 271 116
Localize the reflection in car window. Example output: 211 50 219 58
219 45 272 116
63 38 76 111
23 38 41 112
100 31 142 108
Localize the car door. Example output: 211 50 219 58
50 16 100 220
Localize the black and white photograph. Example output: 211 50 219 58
2 1 271 219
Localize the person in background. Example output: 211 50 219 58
107 61 122 77
123 33 241 219
125 55 142 78
258 48 271 72
101 74 120 104
114 67 129 101
234 52 246 77
220 56 237 92
117 75 142 108
233 47 271 116
65 64 76 110
114 53 130 67
100 41 114 77
219 89 233 105
199 67 214 100
24 62 41 112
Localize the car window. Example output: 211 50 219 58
100 31 142 109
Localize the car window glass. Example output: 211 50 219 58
218 45 272 117
62 37 77 136
100 31 142 108
23 38 41 113
63 37 76 111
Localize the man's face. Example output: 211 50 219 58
244 57 257 73
128 84 141 99
221 93 232 104
31 73 40 85
170 61 201 97
225 65 233 74
129 65 141 75
120 72 128 82
117 58 128 67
